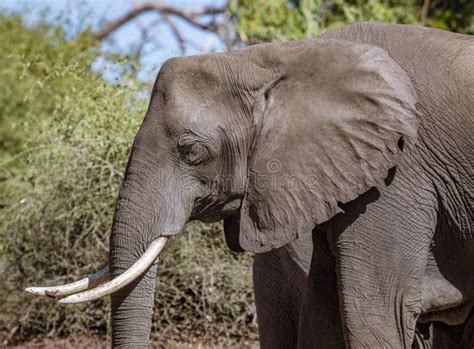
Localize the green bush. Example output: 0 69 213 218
228 0 474 44
0 15 256 345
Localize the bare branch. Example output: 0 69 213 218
162 16 186 55
92 2 225 40
420 0 430 25
132 20 152 68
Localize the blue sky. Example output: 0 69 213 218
0 0 226 81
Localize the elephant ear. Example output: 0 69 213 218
238 39 418 253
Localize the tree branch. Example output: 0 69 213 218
92 2 225 40
162 16 186 55
420 0 430 25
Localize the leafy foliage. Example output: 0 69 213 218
0 15 255 345
228 0 474 44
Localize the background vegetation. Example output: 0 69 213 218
0 15 255 345
0 0 472 346
229 0 473 44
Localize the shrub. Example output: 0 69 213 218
0 15 256 345
228 0 474 44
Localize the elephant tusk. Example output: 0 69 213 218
25 266 111 298
58 237 167 304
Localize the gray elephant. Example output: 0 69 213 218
26 22 473 348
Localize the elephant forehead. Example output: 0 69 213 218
162 90 230 134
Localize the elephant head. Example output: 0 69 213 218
26 38 417 347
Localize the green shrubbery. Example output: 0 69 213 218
229 0 474 44
0 15 255 345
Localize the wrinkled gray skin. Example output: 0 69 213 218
253 234 473 348
109 22 473 347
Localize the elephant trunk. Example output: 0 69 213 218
109 209 160 347
110 247 159 347
108 155 190 347
108 196 159 347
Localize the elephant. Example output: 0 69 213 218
26 21 473 348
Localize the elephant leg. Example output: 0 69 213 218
297 230 345 349
327 181 437 348
462 310 474 347
253 248 306 349
413 320 474 349
431 319 472 349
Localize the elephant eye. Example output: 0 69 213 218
178 141 209 165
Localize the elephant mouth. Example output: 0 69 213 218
25 237 168 304
199 216 223 223
191 194 242 221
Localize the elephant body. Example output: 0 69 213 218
242 22 474 348
254 237 472 348
322 23 473 347
28 22 473 348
